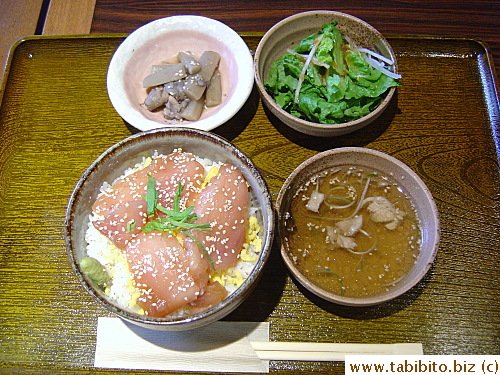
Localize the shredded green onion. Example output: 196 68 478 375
145 173 158 218
324 186 355 209
142 179 215 270
314 266 345 296
126 220 136 233
327 196 352 204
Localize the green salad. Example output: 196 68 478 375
265 22 401 125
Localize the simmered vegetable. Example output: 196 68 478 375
142 50 223 122
143 63 186 88
206 70 222 107
198 51 220 81
144 86 168 111
177 51 201 74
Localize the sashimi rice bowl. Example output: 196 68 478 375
65 128 274 330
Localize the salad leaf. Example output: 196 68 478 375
264 21 401 125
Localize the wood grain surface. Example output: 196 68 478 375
90 0 500 78
42 0 97 35
0 0 44 83
0 33 498 374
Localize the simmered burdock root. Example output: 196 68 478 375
205 70 222 107
91 150 204 249
142 50 222 121
185 164 249 271
126 231 210 317
142 63 187 88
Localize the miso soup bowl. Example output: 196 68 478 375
107 15 254 132
254 10 399 137
65 128 274 330
276 147 439 306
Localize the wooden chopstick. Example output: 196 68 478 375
250 342 423 361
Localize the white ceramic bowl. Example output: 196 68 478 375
65 128 274 330
255 11 399 137
107 15 254 132
276 147 439 306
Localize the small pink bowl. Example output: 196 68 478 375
107 15 254 132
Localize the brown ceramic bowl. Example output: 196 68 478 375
276 147 439 306
65 128 274 330
254 11 399 137
107 15 254 132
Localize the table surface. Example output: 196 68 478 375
91 0 500 75
1 1 499 78
0 1 499 374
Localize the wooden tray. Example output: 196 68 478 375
0 33 498 374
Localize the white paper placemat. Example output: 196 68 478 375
95 317 270 373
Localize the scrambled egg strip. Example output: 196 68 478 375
210 216 262 289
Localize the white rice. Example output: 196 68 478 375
85 150 263 315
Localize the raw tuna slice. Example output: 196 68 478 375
92 164 152 216
92 200 149 250
151 150 205 210
91 150 204 249
188 281 227 314
185 164 249 271
126 231 210 317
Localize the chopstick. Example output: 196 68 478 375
250 342 423 361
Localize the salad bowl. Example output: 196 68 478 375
254 11 400 137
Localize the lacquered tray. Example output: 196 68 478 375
0 34 499 374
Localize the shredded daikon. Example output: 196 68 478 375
286 48 331 69
358 47 395 66
294 35 324 103
345 36 401 80
364 55 402 79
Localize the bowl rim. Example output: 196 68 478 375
254 10 398 134
276 147 440 306
107 15 255 132
64 127 275 329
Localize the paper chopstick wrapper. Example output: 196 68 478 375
94 317 423 372
251 341 423 361
95 317 270 373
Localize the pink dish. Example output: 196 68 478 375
107 16 254 132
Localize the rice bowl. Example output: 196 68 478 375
65 128 274 330
84 151 264 317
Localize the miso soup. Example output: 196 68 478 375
283 166 421 298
